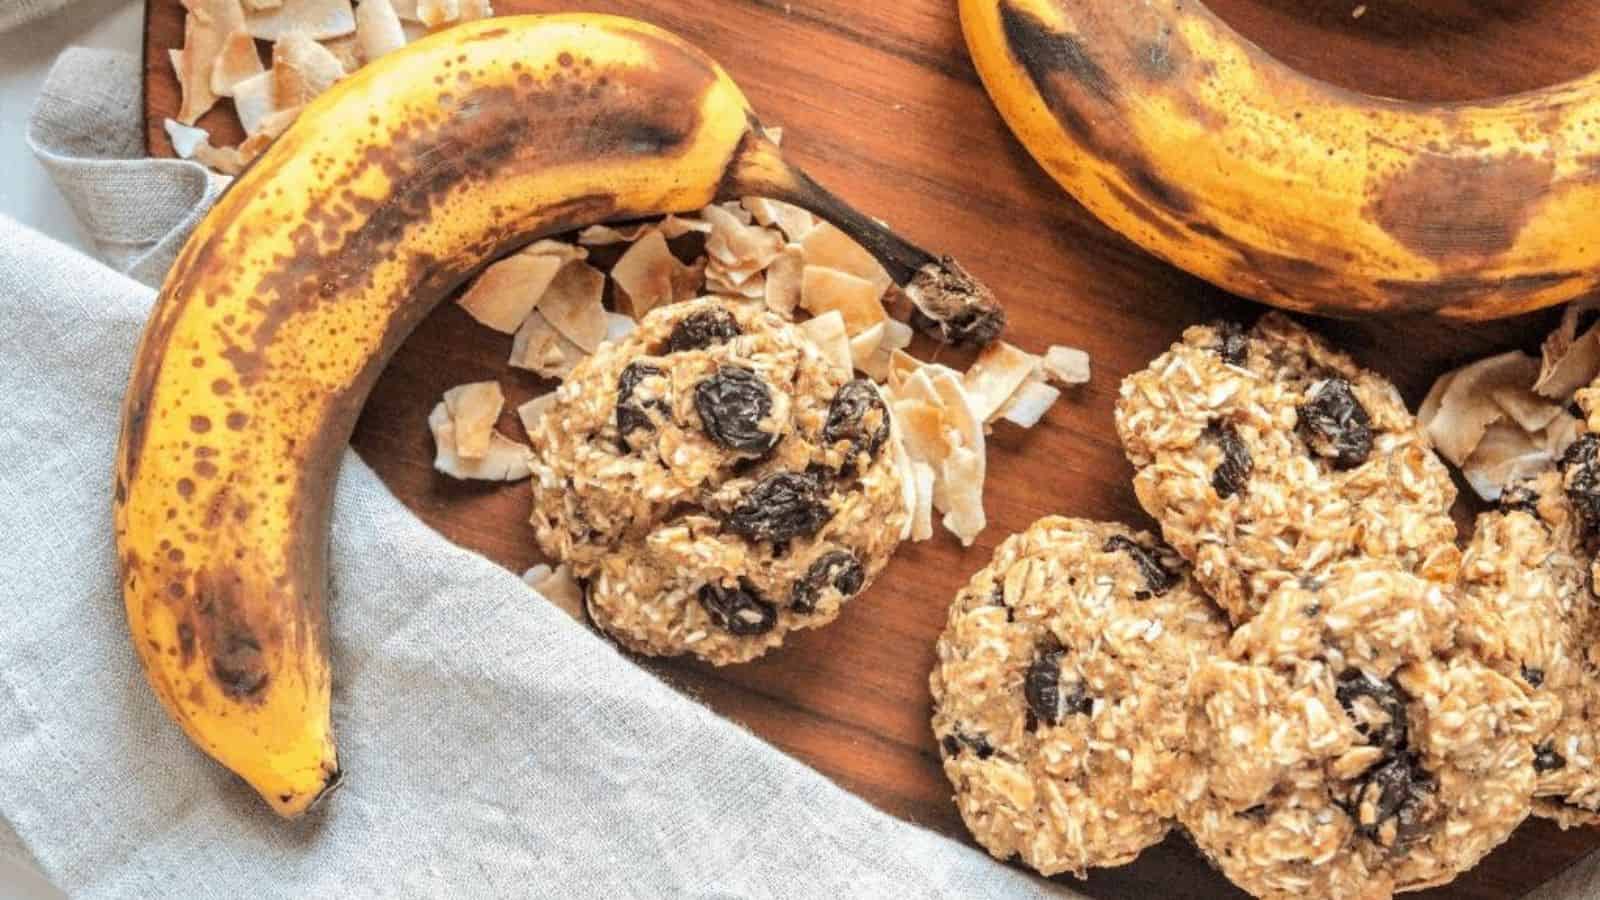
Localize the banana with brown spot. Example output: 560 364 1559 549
960 0 1600 318
115 13 1003 819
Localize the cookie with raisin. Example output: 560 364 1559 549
526 298 906 665
929 517 1229 877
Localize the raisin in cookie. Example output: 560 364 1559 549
525 298 907 665
929 517 1230 877
1115 314 1458 624
1184 562 1557 899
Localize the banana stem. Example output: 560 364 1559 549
721 134 1006 345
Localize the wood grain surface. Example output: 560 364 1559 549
144 2 1600 897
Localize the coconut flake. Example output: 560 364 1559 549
881 318 913 352
456 243 582 334
610 230 702 319
244 0 355 40
909 460 936 542
537 261 607 353
210 28 264 96
938 446 986 546
273 31 346 108
173 1 242 124
231 69 274 134
849 322 886 372
428 401 530 481
798 311 852 373
1419 351 1539 466
354 0 406 60
964 340 1040 422
742 197 817 243
524 563 585 621
1043 345 1091 385
802 266 887 335
1490 385 1565 434
998 379 1062 429
319 34 362 71
762 245 804 318
798 222 891 298
163 119 211 159
1537 298 1600 399
509 311 586 378
193 142 247 174
441 381 504 459
517 393 558 439
1462 421 1554 502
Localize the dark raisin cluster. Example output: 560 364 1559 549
724 471 831 544
664 307 742 353
1215 321 1249 367
615 362 668 440
697 580 777 636
790 550 865 614
1561 434 1600 534
822 379 891 468
1207 422 1253 498
1297 378 1374 471
695 365 779 453
1102 534 1178 599
1024 644 1092 728
1333 670 1437 845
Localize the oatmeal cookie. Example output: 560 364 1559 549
526 298 907 665
1115 314 1458 623
1184 562 1556 898
1478 464 1600 827
929 517 1230 877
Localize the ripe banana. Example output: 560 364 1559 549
960 0 1600 319
115 13 1001 818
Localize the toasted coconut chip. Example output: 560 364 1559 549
802 266 887 336
458 0 491 20
416 0 458 28
400 19 428 41
857 346 894 382
742 197 818 243
456 245 578 333
798 222 891 298
1490 385 1565 434
510 310 586 378
245 0 354 40
1043 345 1091 385
881 318 913 352
231 68 273 134
763 245 804 318
388 0 417 19
523 563 585 621
763 125 783 145
920 365 986 463
892 399 951 475
354 0 406 61
273 31 346 108
798 311 852 373
319 33 362 71
235 106 301 161
938 447 986 546
193 142 247 174
1536 297 1600 398
577 222 652 245
888 426 916 541
849 322 886 371
441 381 504 459
243 0 282 10
1547 413 1585 457
1419 351 1539 466
611 230 702 318
909 460 936 542
886 348 921 390
172 5 234 124
964 340 1040 423
1463 421 1553 502
517 393 558 440
537 261 607 353
428 401 531 481
1417 367 1458 433
210 28 264 96
703 203 785 271
998 379 1061 429
163 119 211 159
708 268 765 300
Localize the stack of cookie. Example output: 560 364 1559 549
931 314 1600 898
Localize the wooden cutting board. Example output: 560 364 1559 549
144 1 1600 896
